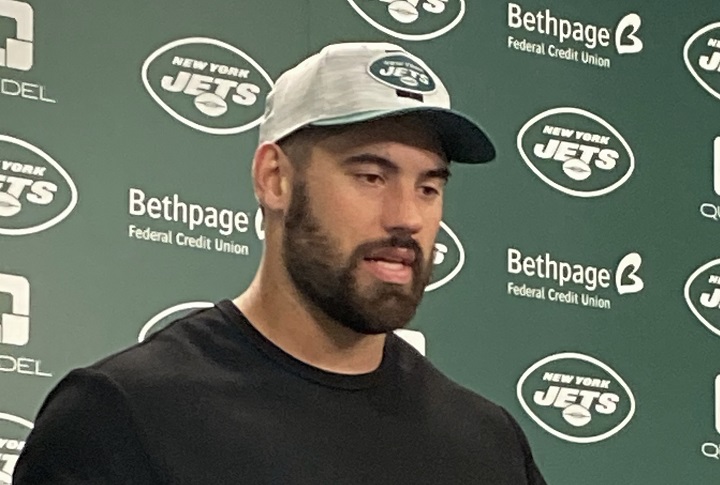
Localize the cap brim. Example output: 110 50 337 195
312 107 496 164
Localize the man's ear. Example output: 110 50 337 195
252 142 293 212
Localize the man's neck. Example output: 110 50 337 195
232 264 387 375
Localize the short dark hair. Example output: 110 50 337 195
259 125 342 216
275 124 345 170
276 113 446 169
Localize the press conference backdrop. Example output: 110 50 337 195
1 0 719 483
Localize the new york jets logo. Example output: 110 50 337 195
0 135 77 236
0 412 33 483
517 107 635 197
141 37 274 135
347 0 465 41
684 258 720 338
368 54 436 93
427 221 464 292
517 352 635 443
138 302 214 342
683 21 720 102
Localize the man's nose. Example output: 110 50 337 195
381 185 423 235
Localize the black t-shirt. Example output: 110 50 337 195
14 300 547 484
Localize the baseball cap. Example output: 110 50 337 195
258 42 495 164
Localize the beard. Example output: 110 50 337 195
281 179 434 335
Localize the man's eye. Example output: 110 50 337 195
420 185 440 197
358 173 383 184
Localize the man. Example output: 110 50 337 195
14 42 547 484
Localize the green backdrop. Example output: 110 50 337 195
1 0 720 483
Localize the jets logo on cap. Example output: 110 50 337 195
367 54 437 94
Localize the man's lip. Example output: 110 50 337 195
364 246 416 265
361 259 413 284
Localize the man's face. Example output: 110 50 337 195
281 115 448 334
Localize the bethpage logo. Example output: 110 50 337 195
127 187 256 257
699 137 720 223
684 21 720 102
517 352 635 443
0 272 52 378
141 37 273 134
517 107 635 197
347 0 465 41
0 135 78 236
506 247 643 310
130 183 464 289
140 302 427 355
0 412 32 483
0 0 55 104
129 191 468 271
700 375 720 461
683 259 720 338
506 3 642 69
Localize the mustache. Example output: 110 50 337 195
352 234 424 267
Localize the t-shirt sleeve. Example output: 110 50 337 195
12 368 161 485
502 408 548 485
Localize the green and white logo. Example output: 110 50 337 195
368 54 436 94
0 412 32 483
347 0 465 41
684 22 720 102
506 3 643 70
138 301 214 342
0 0 33 71
517 107 634 197
684 258 720 338
0 135 77 236
127 187 255 257
426 221 464 292
0 272 29 346
141 37 274 135
517 352 635 443
0 1 56 104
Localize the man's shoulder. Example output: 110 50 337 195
88 302 234 385
391 334 512 422
391 335 533 466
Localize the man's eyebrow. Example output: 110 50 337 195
341 154 451 180
341 154 399 173
423 167 451 182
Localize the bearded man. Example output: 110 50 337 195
14 42 547 484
